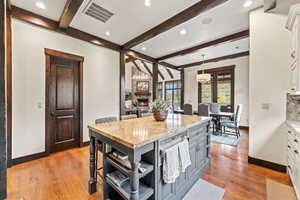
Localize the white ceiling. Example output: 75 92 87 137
165 38 249 66
11 0 264 68
11 0 67 21
132 0 263 59
70 0 200 45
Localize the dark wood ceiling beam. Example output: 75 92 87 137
132 60 143 72
157 29 249 61
59 0 84 29
122 0 229 49
178 51 249 69
140 61 153 76
158 69 165 80
124 50 157 63
10 6 121 51
159 62 179 70
125 56 136 63
165 68 174 79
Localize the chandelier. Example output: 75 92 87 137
197 54 211 84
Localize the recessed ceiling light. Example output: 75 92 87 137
141 47 147 51
105 31 111 36
180 29 187 35
243 0 253 8
145 0 151 7
36 1 46 9
202 17 213 25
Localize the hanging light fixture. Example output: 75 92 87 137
197 54 211 84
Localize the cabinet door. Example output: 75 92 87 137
159 165 177 200
294 157 300 198
188 141 200 180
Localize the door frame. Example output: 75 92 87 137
198 65 235 112
45 48 84 155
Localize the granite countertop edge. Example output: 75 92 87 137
286 120 300 134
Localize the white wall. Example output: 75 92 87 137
184 56 249 126
249 8 290 165
12 19 120 159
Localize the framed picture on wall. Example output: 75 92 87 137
136 81 149 92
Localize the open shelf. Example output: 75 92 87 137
107 157 154 179
106 177 154 200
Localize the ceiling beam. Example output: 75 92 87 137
132 60 143 72
165 68 174 79
157 30 249 61
178 51 249 69
124 50 157 63
158 69 165 80
122 0 229 49
159 62 179 71
125 56 136 63
10 6 121 51
59 0 84 29
140 61 153 76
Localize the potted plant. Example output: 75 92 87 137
151 100 170 121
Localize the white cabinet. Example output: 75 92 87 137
287 4 300 94
287 127 300 199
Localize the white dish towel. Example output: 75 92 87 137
163 144 180 184
178 138 191 172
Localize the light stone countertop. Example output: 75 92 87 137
88 114 211 149
286 120 300 134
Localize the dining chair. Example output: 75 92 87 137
183 104 193 115
210 103 221 113
198 103 210 116
220 104 243 138
94 117 117 180
198 103 212 132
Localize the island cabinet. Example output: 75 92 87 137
88 114 211 200
158 124 210 200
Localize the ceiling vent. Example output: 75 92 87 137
83 1 114 23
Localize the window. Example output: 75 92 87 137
198 66 235 112
157 82 163 100
165 80 181 110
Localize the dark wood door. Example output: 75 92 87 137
48 56 80 153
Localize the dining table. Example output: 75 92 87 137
174 110 234 134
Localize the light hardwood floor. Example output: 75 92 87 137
7 130 291 200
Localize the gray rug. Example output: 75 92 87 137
183 179 225 200
210 131 243 147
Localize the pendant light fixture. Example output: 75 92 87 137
197 54 211 84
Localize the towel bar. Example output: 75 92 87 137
160 136 189 155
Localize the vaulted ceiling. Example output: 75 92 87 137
10 0 265 69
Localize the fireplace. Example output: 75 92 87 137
137 98 149 107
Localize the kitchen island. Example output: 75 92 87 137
88 114 211 200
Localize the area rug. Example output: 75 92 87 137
266 179 296 200
210 131 243 147
183 179 225 200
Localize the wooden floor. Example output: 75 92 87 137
7 130 291 200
